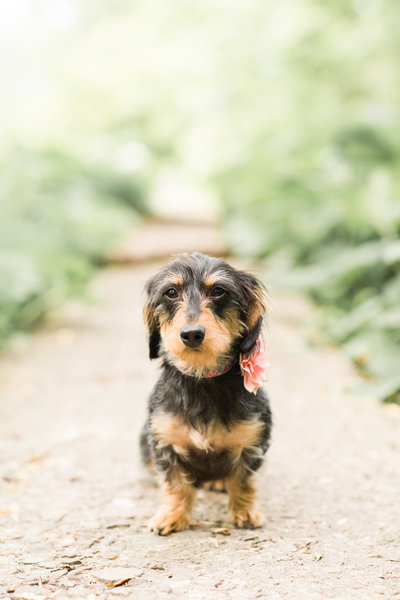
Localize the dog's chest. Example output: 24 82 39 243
151 412 263 457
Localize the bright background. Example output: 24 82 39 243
1 0 400 402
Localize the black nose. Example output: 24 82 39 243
180 325 205 348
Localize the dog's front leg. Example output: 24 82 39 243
226 468 265 529
150 469 196 535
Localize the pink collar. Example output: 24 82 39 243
176 356 235 379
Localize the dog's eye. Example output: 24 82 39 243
210 286 226 298
164 288 178 299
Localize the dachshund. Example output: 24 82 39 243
140 253 272 535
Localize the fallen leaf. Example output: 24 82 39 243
106 578 132 589
94 567 143 585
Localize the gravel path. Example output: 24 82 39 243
0 221 399 599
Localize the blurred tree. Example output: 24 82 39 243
0 0 399 401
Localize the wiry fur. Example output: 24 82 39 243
140 253 272 535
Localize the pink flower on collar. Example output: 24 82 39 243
240 334 269 394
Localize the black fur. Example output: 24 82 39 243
141 361 272 486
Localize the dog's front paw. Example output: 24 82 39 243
229 505 266 529
150 506 190 536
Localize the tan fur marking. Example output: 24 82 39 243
247 285 266 330
150 468 195 535
160 303 233 372
226 469 265 529
223 307 245 340
157 308 170 328
152 413 264 455
151 413 192 456
143 303 156 329
203 270 230 287
165 275 184 286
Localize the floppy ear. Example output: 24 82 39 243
238 273 267 354
143 296 161 359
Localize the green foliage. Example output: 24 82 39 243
212 2 400 403
0 146 147 347
2 0 399 403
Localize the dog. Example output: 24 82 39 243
140 252 272 535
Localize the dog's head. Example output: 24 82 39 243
143 253 267 373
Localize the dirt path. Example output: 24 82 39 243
0 220 399 599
